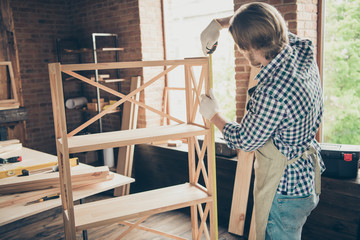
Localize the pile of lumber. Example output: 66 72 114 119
0 166 113 195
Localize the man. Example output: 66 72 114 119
199 3 324 240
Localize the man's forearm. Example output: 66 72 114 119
210 113 228 132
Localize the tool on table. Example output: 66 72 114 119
0 157 79 179
0 156 22 164
25 193 61 205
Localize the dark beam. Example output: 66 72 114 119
0 107 27 124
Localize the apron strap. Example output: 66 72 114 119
287 146 321 195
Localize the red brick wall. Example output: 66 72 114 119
69 0 144 132
10 0 73 153
10 0 165 154
69 0 165 129
233 0 318 122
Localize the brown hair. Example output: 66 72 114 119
229 2 288 60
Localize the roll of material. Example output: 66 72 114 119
103 148 115 168
65 97 88 109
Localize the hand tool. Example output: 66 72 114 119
0 157 79 179
25 193 60 205
206 41 218 54
0 156 22 164
208 51 219 240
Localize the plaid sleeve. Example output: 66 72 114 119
222 92 287 152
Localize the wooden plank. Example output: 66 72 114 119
0 61 19 109
50 62 77 240
0 165 109 186
0 142 21 155
0 65 8 100
0 173 133 227
0 173 120 208
60 58 208 71
228 66 259 237
71 173 134 201
190 66 205 122
184 64 192 124
114 76 141 196
0 139 20 147
0 108 27 124
0 166 111 194
74 183 212 231
61 124 207 154
228 151 254 236
119 220 187 240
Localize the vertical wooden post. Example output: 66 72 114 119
114 76 141 196
228 151 254 235
184 63 199 239
7 61 18 103
228 66 259 237
49 63 76 240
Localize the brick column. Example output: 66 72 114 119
233 0 318 122
137 0 165 128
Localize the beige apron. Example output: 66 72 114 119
253 139 321 240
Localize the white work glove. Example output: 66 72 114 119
200 89 219 120
200 19 222 55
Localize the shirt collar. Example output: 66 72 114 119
255 44 293 84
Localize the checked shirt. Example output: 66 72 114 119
223 32 325 196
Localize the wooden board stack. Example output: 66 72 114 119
0 166 113 194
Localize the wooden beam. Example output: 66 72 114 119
114 76 141 196
0 62 19 110
228 151 254 235
0 166 111 194
228 67 259 236
0 107 27 124
119 220 187 240
60 58 208 71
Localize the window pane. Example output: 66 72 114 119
323 0 360 144
163 0 236 132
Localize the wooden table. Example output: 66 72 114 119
0 147 132 227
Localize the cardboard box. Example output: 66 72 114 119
91 98 105 103
87 102 106 111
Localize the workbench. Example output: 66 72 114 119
0 147 131 227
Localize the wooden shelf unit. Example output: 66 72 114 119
48 58 217 239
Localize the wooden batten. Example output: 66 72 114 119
114 76 141 196
0 166 111 194
60 58 208 71
0 61 19 110
228 66 259 237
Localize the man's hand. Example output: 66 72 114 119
200 19 222 55
200 89 219 120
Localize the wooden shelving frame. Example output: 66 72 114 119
48 57 217 239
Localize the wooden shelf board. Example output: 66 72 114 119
0 172 134 227
74 183 211 231
60 124 207 154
